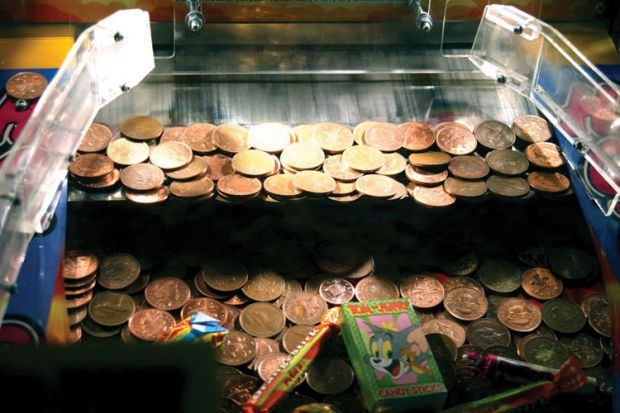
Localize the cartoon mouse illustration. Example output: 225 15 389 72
357 314 418 379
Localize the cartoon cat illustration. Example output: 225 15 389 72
357 315 418 379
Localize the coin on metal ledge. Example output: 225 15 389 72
239 302 286 338
478 260 521 294
63 250 98 280
353 121 379 145
496 297 541 333
149 141 193 170
436 125 477 155
144 277 191 311
98 253 141 290
79 123 113 153
309 122 354 153
128 308 176 341
214 330 256 366
405 164 448 185
377 152 407 176
6 71 48 100
263 174 303 198
474 120 516 150
410 184 456 207
485 149 529 175
443 177 487 198
322 155 363 182
443 287 488 321
512 115 551 143
248 122 293 153
448 155 489 180
69 154 114 180
527 171 570 193
170 176 215 199
408 151 451 168
202 258 249 292
465 318 512 350
486 175 530 197
217 174 262 198
88 291 135 327
280 142 325 171
283 325 315 354
232 149 276 177
399 121 435 151
422 318 466 347
355 174 400 198
523 335 569 368
125 185 169 204
120 163 165 191
242 267 286 302
319 278 355 305
399 273 444 309
165 156 208 180
542 298 587 334
355 275 399 301
106 138 150 166
212 123 250 153
521 267 563 300
341 145 385 172
282 291 328 325
120 115 163 141
525 142 564 168
292 170 336 195
181 123 217 153
363 122 405 152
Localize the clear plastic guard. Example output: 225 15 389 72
470 5 620 216
0 9 154 321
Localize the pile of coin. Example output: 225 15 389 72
63 250 99 343
64 192 612 411
68 115 571 206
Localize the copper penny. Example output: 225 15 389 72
280 142 325 171
399 121 435 151
443 177 488 198
181 123 217 153
399 274 444 309
79 123 113 153
485 149 529 175
121 272 151 295
64 279 97 296
263 174 303 198
106 138 150 166
443 287 488 321
283 325 315 353
120 163 165 191
212 124 249 153
217 174 262 197
98 253 141 290
6 71 47 99
443 276 484 294
68 306 88 326
525 142 564 168
159 126 187 143
353 121 379 145
377 152 407 176
322 155 363 182
150 141 193 170
65 271 97 288
165 156 208 180
282 291 328 325
81 314 121 337
125 185 169 204
486 175 530 197
355 276 399 301
435 121 471 133
232 149 275 177
202 258 249 292
63 250 98 280
411 184 456 207
221 374 260 405
180 297 228 323
66 291 93 310
69 154 114 180
466 318 512 350
242 268 286 302
581 293 608 316
436 126 477 155
474 120 516 150
145 277 191 311
169 176 215 198
309 122 354 153
215 331 256 366
248 122 293 153
332 180 356 196
512 115 551 143
294 124 314 143
292 171 336 195
527 171 570 193
448 156 489 180
364 123 405 152
128 308 176 341
521 268 563 300
329 192 363 203
76 168 120 190
408 151 451 168
497 297 542 332
405 164 448 185
422 318 466 347
239 302 286 338
341 145 384 172
88 291 135 327
120 116 163 141
194 272 231 300
204 154 235 181
355 174 399 198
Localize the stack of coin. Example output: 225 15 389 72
70 114 573 206
63 250 99 343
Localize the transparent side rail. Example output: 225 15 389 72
0 9 154 323
470 4 620 216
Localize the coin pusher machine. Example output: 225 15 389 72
0 0 619 406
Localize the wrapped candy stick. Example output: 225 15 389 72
441 356 589 413
463 352 609 395
244 307 343 413
157 312 227 346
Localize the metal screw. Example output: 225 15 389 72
120 84 130 92
513 25 524 35
15 99 27 112
66 154 75 163
114 32 124 42
497 75 507 84
574 141 584 151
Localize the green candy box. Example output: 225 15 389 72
341 299 447 412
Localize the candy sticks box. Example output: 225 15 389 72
341 299 447 412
